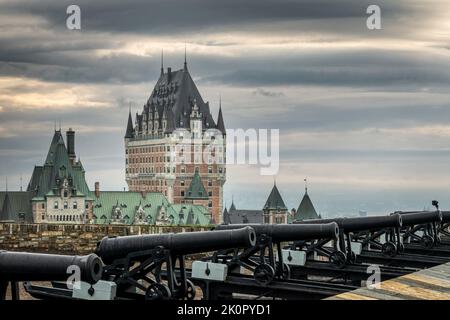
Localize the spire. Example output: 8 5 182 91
296 190 318 221
5 176 7 192
161 49 164 75
263 183 287 211
125 108 134 139
304 177 308 194
216 96 226 134
230 195 236 211
20 175 23 192
184 43 188 71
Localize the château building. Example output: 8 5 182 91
124 58 226 223
0 129 211 226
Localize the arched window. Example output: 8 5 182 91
64 201 68 209
73 201 77 209
54 201 59 209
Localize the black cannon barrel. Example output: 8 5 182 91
396 211 442 227
296 214 402 233
214 223 338 242
96 227 256 264
0 251 102 284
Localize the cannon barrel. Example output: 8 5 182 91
214 223 338 242
296 214 402 233
96 227 256 264
396 211 442 227
0 251 102 284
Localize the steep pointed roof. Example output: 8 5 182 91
133 62 217 137
45 130 63 165
295 191 319 221
0 192 11 221
223 207 231 224
263 183 287 211
0 191 33 222
186 208 194 224
27 130 90 198
216 103 225 134
185 169 208 200
125 110 134 138
229 200 236 212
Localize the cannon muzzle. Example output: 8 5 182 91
96 227 256 264
0 251 102 284
297 214 402 233
214 223 339 242
396 211 442 227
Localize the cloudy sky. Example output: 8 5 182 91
1 0 450 216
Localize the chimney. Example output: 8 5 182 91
66 128 76 165
95 182 100 198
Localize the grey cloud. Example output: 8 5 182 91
252 88 284 97
0 0 414 35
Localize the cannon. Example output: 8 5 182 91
96 227 256 264
190 222 360 299
297 214 402 232
393 211 442 249
213 223 343 283
0 250 102 300
93 227 256 300
296 214 402 261
24 227 256 300
214 223 339 242
397 211 442 227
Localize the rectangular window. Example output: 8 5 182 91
219 167 223 174
208 201 212 208
180 180 185 187
208 180 212 187
73 201 77 209
208 166 212 174
85 203 89 209
64 201 68 209
41 203 45 209
181 190 185 197
208 191 212 197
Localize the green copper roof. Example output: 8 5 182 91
185 170 208 200
295 192 319 221
263 183 287 211
91 191 211 226
27 130 90 198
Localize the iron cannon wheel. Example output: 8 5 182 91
184 279 196 300
381 242 397 257
421 235 434 249
253 264 275 286
145 283 171 300
329 251 346 269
